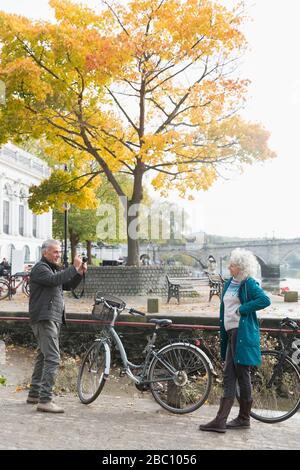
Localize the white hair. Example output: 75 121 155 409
229 248 258 281
41 239 60 254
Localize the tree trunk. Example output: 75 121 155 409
69 229 79 263
86 240 92 265
126 165 144 266
127 213 140 266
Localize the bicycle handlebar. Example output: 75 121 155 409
99 297 145 316
127 308 146 317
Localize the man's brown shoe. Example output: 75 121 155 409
26 396 39 405
37 401 64 413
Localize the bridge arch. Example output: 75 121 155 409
279 247 300 265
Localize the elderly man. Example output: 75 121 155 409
27 239 87 413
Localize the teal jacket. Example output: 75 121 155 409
220 277 271 366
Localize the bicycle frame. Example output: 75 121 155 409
7 275 27 299
100 306 216 386
101 308 169 385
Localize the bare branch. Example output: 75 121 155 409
16 34 61 81
100 128 135 155
147 51 206 92
80 126 126 198
103 145 134 174
103 1 130 36
124 79 140 92
146 97 169 117
106 87 139 134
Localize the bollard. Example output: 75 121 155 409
284 291 298 302
147 298 159 313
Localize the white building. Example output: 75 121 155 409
0 143 52 266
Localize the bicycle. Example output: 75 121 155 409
175 317 300 424
0 272 30 300
77 292 217 414
236 317 300 423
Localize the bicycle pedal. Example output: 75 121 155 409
119 369 126 377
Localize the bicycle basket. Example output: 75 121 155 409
92 292 126 324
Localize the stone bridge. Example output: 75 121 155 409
157 238 300 278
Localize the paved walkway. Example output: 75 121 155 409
1 292 300 450
1 387 299 450
1 343 300 451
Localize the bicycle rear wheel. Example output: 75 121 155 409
77 341 109 404
238 350 300 423
0 280 9 300
148 343 212 414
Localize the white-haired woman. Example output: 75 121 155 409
199 248 271 433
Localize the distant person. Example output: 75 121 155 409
0 257 10 275
207 255 217 274
199 248 271 433
27 239 87 413
0 257 10 268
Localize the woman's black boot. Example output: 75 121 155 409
199 397 235 433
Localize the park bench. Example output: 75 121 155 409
207 273 225 301
166 273 224 304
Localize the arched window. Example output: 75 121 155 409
19 205 24 236
7 244 15 264
23 245 30 262
3 183 12 235
32 214 38 238
3 200 10 234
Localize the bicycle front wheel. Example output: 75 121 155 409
0 280 9 300
77 341 109 404
148 343 212 414
240 350 300 423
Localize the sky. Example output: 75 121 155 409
0 0 300 239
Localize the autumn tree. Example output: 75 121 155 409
0 0 276 265
52 174 132 262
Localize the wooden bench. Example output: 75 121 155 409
166 273 224 304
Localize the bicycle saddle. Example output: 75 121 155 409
148 319 172 327
280 317 299 330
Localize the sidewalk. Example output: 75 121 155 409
0 346 300 450
1 387 300 450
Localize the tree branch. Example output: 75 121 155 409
103 1 130 36
106 87 139 134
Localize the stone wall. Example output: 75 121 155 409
81 266 193 297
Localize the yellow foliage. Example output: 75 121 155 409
0 0 276 208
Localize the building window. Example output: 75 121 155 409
7 244 15 265
19 205 24 236
32 214 37 238
24 245 30 262
3 201 10 234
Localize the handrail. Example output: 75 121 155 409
0 315 299 335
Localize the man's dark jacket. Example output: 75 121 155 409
29 257 83 323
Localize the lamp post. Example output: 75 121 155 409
63 202 69 268
220 256 224 276
63 164 69 268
